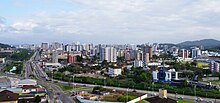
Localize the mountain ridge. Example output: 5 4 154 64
177 39 220 49
0 43 11 48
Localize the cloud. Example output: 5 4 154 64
1 0 220 44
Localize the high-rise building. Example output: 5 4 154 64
143 45 153 59
125 50 131 61
145 53 150 63
100 47 117 62
51 42 63 50
68 54 77 64
41 43 49 50
136 50 143 61
52 51 58 63
209 61 220 72
191 48 201 58
65 44 73 52
134 60 143 67
178 49 189 59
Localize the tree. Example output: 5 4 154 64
117 95 132 102
122 68 129 75
117 56 125 62
35 95 41 103
101 60 108 66
191 60 197 67
140 72 147 82
182 80 188 87
76 55 83 62
185 62 191 70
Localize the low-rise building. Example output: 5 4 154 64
0 90 19 103
0 58 5 64
152 67 179 82
146 89 177 103
108 67 122 77
0 77 11 89
18 79 37 87
209 60 220 72
21 85 38 94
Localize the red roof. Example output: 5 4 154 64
22 85 38 89
0 90 19 102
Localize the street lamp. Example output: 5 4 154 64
72 75 75 94
51 71 54 82
127 88 129 102
75 84 77 95
175 91 177 99
104 77 106 87
152 82 154 94
194 85 197 103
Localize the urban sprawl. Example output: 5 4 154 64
0 42 220 103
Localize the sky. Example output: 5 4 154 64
0 0 220 45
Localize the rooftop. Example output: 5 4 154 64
146 96 177 103
0 90 19 102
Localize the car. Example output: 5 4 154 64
195 97 203 102
177 96 184 100
53 81 58 83
56 92 60 95
132 89 137 92
207 101 214 103
150 93 157 96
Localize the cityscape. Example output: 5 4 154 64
1 40 220 103
1 0 220 103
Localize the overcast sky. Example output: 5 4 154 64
0 0 220 44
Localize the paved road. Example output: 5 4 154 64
56 80 220 103
27 51 75 103
0 60 12 72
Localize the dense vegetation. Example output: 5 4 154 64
47 70 220 99
3 61 23 74
0 43 11 48
2 49 34 74
10 49 34 61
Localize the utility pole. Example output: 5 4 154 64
127 88 129 102
104 77 106 87
194 85 197 103
72 75 75 95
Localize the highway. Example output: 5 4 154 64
25 51 75 103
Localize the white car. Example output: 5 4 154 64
207 101 214 103
195 97 203 102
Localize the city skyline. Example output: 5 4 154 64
1 0 220 44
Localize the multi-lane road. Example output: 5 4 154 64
25 51 75 103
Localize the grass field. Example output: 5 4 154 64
197 62 209 68
56 83 73 93
177 100 194 103
102 93 138 102
75 86 93 92
56 83 93 93
207 80 220 85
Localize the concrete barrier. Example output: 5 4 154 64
127 94 148 103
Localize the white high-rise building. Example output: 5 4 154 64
52 51 58 63
100 47 117 62
133 60 143 67
191 48 201 58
